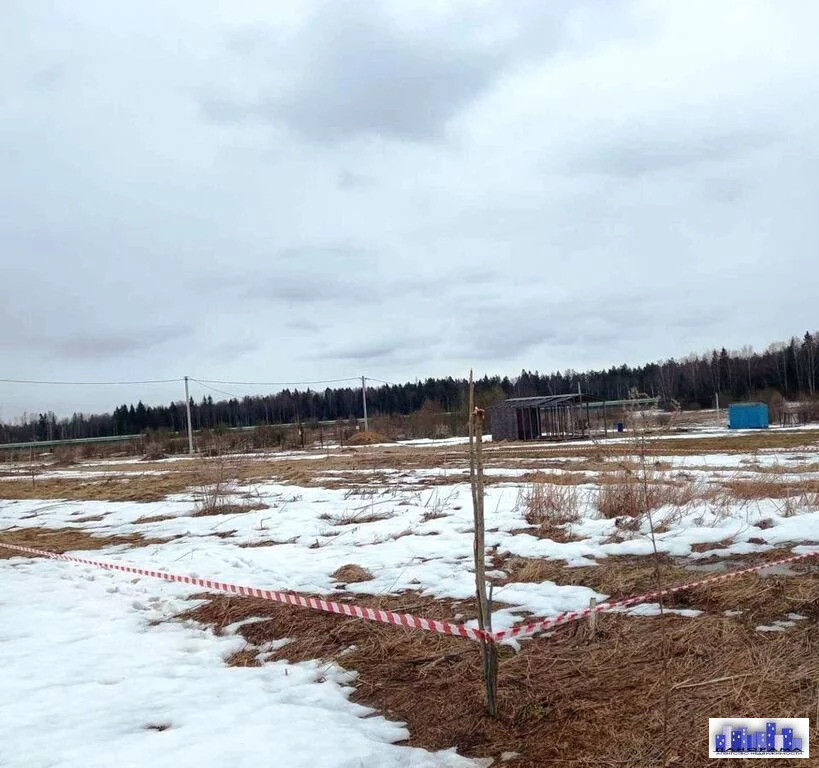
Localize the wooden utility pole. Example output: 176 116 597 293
361 376 369 432
468 370 498 716
184 376 194 455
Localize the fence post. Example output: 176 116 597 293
588 596 597 639
469 371 498 717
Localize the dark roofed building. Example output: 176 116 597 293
488 393 659 441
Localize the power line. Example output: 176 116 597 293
365 376 400 386
193 376 361 387
191 377 378 400
0 377 182 385
188 379 245 400
0 374 401 390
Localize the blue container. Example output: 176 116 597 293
728 402 769 429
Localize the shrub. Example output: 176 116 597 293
598 475 644 519
516 481 580 538
598 469 705 519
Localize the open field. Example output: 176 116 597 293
1 425 818 766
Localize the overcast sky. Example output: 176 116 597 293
2 0 818 419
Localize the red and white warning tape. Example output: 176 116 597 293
0 542 489 642
1 541 816 644
492 549 819 641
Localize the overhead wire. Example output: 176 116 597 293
188 379 245 400
365 376 399 386
0 374 403 393
193 376 361 387
0 377 182 385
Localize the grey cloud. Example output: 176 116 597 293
456 287 717 361
567 128 775 178
338 169 372 190
245 275 362 303
284 319 324 333
328 342 398 361
702 176 746 204
316 330 438 363
271 43 496 141
206 53 499 141
29 63 69 91
392 268 499 300
27 324 191 360
206 245 380 304
206 339 259 360
203 2 566 142
459 304 560 359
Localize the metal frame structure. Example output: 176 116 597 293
488 394 659 441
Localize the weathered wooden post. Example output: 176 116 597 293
468 370 498 716
587 596 598 639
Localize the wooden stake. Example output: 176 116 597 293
468 371 498 717
587 596 597 639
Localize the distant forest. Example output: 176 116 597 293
2 331 817 444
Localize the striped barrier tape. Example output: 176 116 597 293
0 542 490 642
1 541 816 644
492 549 819 642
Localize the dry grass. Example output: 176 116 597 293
179 572 818 767
190 502 268 518
597 472 646 519
723 477 819 500
498 552 818 619
225 648 262 667
486 429 819 459
2 425 818 500
140 444 169 461
238 536 299 548
754 461 819 474
273 466 314 486
189 456 272 518
514 481 580 541
0 472 199 502
0 526 170 557
801 490 819 509
133 512 179 524
8 427 813 504
597 471 708 519
331 564 374 583
347 430 392 446
690 539 733 553
322 509 394 525
499 554 691 599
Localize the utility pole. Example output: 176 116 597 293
361 375 369 432
184 376 194 455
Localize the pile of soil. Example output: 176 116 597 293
347 431 392 446
331 564 374 583
140 451 168 461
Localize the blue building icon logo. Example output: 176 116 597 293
709 718 809 758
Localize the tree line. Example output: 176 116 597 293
2 331 816 444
